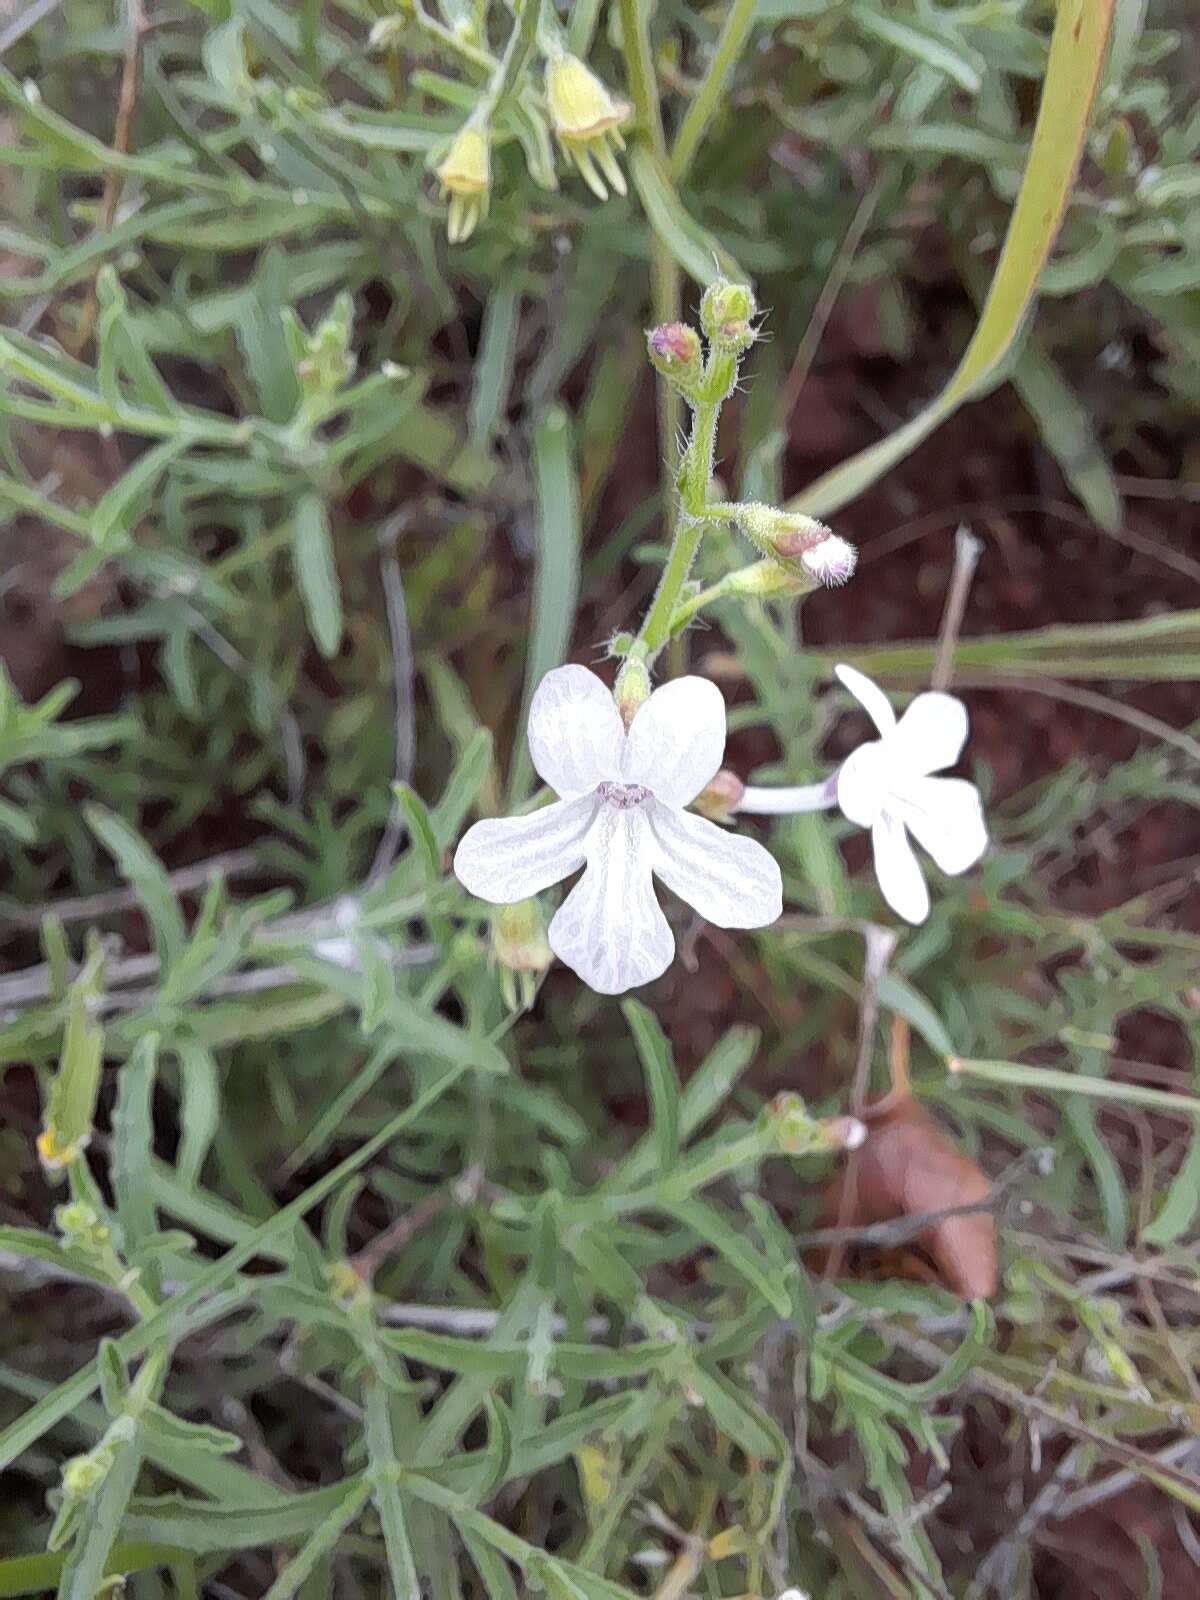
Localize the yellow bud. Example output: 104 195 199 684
435 122 491 245
38 1125 85 1173
492 900 553 1013
436 124 490 197
575 1443 618 1509
545 53 631 200
493 900 553 975
545 54 630 143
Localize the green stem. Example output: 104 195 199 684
616 0 666 153
617 0 682 539
482 0 542 118
411 0 496 73
949 1057 1200 1119
635 352 737 659
665 575 733 638
670 0 758 181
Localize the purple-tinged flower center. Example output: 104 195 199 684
596 781 651 809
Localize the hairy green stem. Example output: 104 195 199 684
670 0 758 180
636 351 737 659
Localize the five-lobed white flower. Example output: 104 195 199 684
454 665 783 994
833 664 987 925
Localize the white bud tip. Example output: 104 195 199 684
801 534 857 587
841 1117 867 1150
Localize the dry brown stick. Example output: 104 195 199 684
349 1189 449 1285
822 924 896 1283
793 1144 1051 1252
72 0 150 353
777 179 881 430
931 524 984 691
0 846 261 931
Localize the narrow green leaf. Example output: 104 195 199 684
393 782 442 880
506 407 583 803
628 146 747 287
291 492 343 658
663 1195 792 1317
1143 1125 1200 1247
123 1480 368 1551
622 1000 681 1173
112 1034 159 1257
469 281 521 447
259 1482 373 1600
1009 344 1121 532
175 1041 220 1191
41 952 106 1169
794 0 1115 517
86 807 187 972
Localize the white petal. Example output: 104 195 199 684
622 676 725 808
899 776 988 876
891 691 968 776
834 740 890 829
870 813 930 924
454 796 596 904
527 665 624 799
650 803 782 929
548 807 673 994
834 663 896 736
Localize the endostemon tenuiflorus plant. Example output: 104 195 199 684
455 279 988 994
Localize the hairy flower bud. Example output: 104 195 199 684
699 278 757 351
798 532 857 587
615 656 651 726
646 322 702 388
730 505 857 588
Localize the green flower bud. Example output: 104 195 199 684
62 1446 114 1501
723 560 809 599
55 1200 109 1252
615 657 650 727
699 279 757 351
766 1092 866 1156
492 899 553 1013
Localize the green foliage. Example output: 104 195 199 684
1 1 1198 1596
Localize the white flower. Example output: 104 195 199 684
453 665 783 994
833 664 987 925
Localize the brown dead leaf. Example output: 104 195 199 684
814 1020 998 1299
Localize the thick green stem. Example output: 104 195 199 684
616 0 666 152
670 0 758 181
